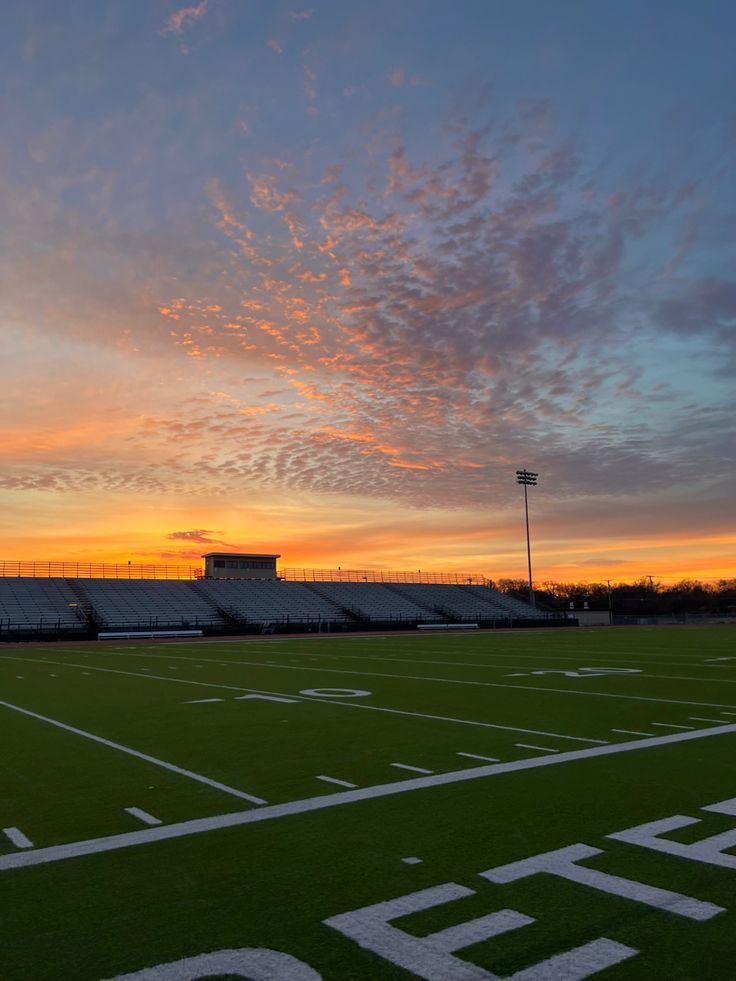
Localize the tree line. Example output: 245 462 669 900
494 578 736 616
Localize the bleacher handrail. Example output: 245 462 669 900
0 561 200 580
281 568 492 586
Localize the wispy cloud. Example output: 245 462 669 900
161 1 209 36
166 529 232 545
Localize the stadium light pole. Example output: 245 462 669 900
515 469 538 609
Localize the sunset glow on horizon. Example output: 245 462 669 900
1 1 734 584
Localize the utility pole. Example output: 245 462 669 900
515 469 538 609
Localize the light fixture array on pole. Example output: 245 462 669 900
515 468 538 609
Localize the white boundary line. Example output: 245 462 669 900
515 743 558 754
2 722 735 874
0 656 609 745
0 700 267 806
457 752 499 763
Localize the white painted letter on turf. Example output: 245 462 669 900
480 843 723 921
324 882 636 979
101 947 323 980
609 813 736 870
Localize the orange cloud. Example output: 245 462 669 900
161 0 208 36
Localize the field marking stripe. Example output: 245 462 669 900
292 650 736 684
0 700 267 806
390 763 434 774
689 717 731 724
515 743 558 753
124 807 162 826
2 722 736 873
0 656 608 745
79 650 736 712
2 827 34 849
316 775 358 789
611 729 653 737
651 722 694 730
457 752 500 762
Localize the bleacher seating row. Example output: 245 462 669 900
0 576 543 635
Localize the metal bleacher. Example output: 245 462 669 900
462 584 538 618
71 579 225 630
305 581 434 622
195 579 349 624
0 578 87 635
387 583 507 619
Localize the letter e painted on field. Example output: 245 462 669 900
324 882 636 979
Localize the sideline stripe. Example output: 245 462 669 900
125 807 162 826
611 728 652 737
0 700 267 806
651 723 694 730
515 743 558 754
0 656 608 745
457 752 500 763
2 722 735 874
2 827 34 849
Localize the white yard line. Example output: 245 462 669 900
304 650 736 685
515 743 559 754
0 700 267 806
124 807 162 826
315 775 358 789
457 752 500 762
81 650 736 713
688 717 731 724
183 698 224 704
2 827 34 849
721 711 736 716
651 723 694 730
0 656 609 745
2 722 735 874
611 728 653 737
390 763 434 774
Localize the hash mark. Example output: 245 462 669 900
2 827 34 849
390 763 434 774
125 807 162 827
316 775 358 789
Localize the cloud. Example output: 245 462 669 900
289 8 315 20
161 1 209 36
166 529 232 545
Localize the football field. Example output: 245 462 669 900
1 625 735 980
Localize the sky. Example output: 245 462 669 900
1 0 734 583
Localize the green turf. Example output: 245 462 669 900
1 626 735 979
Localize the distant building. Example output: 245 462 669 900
201 552 280 580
